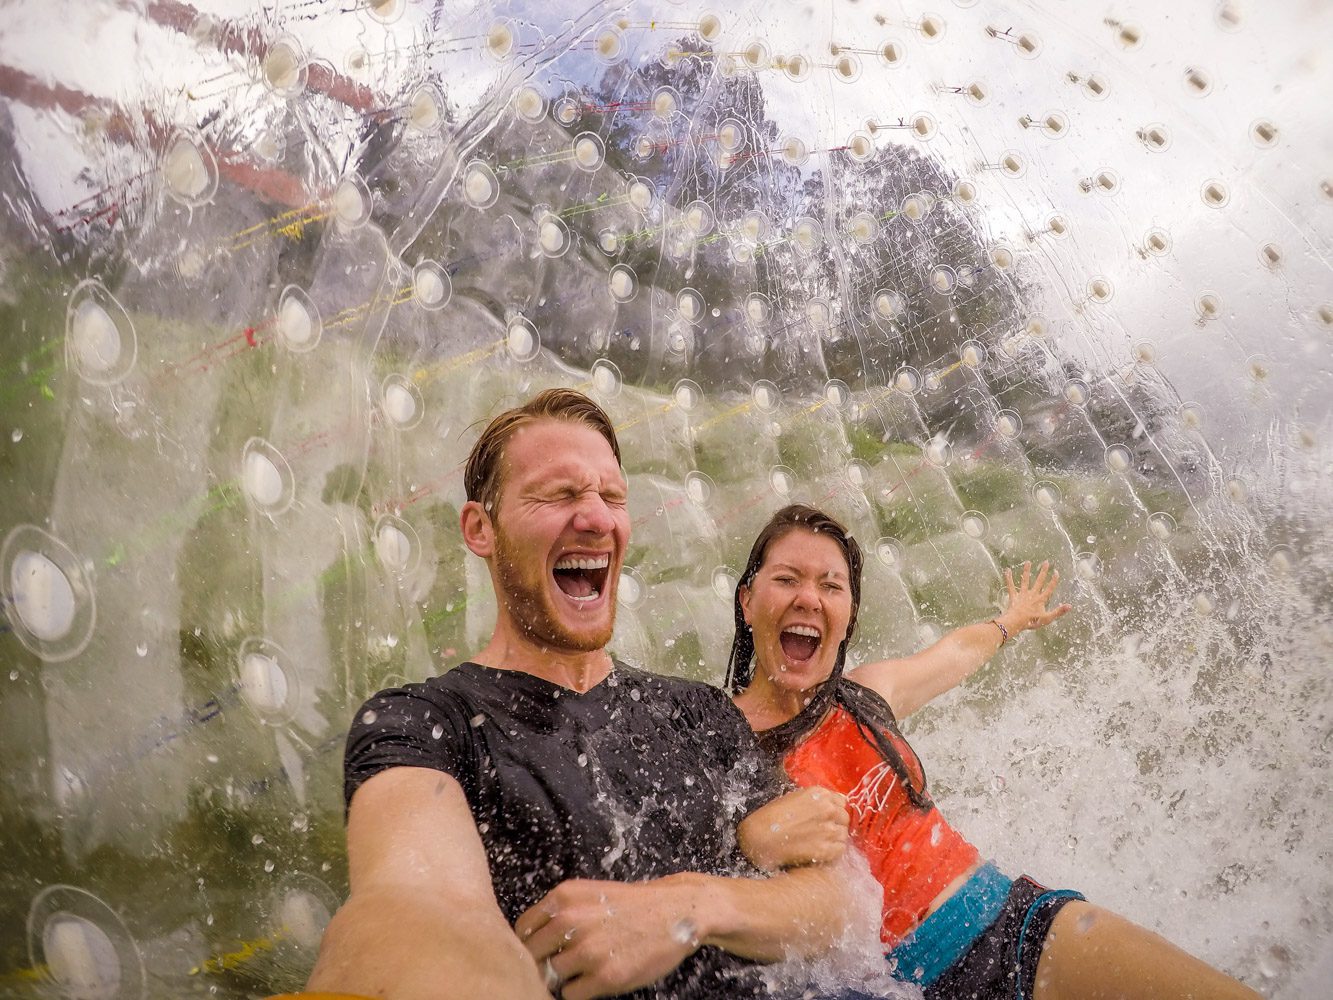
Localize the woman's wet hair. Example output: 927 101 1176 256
725 504 864 692
725 503 931 808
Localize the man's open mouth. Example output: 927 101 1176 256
779 624 821 663
552 553 611 604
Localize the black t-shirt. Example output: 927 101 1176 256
344 660 784 999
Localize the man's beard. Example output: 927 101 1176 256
492 526 615 653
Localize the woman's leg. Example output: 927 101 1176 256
1032 901 1261 1000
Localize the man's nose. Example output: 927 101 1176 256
571 493 617 535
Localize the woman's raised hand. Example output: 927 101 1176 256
736 786 850 871
1002 560 1072 634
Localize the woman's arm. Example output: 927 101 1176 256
736 786 850 871
852 560 1071 719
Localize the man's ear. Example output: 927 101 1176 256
738 582 753 626
460 500 495 558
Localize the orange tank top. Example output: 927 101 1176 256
782 705 980 945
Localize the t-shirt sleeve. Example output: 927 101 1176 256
343 682 478 811
692 683 787 820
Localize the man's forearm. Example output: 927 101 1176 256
679 861 867 963
308 887 551 1000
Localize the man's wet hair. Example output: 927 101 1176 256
464 387 621 517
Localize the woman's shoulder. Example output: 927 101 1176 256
839 675 900 723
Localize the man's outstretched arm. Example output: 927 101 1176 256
516 860 874 1000
307 767 551 1000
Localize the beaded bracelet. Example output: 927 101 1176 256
990 618 1010 645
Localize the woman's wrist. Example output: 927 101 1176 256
993 610 1026 640
736 817 778 872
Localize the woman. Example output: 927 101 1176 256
728 504 1259 1000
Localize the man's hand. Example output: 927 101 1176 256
999 560 1072 635
515 876 704 1000
737 787 850 871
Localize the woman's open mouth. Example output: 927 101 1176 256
779 624 822 663
552 553 612 604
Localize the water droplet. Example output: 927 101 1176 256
136 641 148 657
263 859 275 873
262 38 306 95
332 175 371 228
671 918 700 945
470 713 486 728
431 723 444 740
1105 445 1132 473
251 833 265 845
1073 552 1100 580
164 134 218 205
1267 546 1295 574
361 709 378 725
1148 512 1176 541
463 162 498 207
577 753 588 767
10 429 22 442
406 84 442 132
10 549 77 641
383 381 418 429
1258 944 1292 979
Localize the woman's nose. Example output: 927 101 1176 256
794 581 821 609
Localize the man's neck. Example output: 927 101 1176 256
470 620 613 693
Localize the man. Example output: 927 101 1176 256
307 388 861 1000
